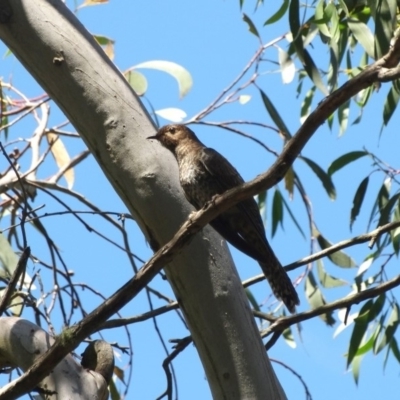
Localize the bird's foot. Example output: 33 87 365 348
205 194 219 209
188 210 198 221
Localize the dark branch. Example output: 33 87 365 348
261 274 400 337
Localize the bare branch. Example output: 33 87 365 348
0 247 30 316
243 219 400 287
261 274 400 337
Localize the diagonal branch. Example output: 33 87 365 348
244 219 400 287
262 273 400 338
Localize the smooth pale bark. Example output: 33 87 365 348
0 317 109 399
0 1 286 398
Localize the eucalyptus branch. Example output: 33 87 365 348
285 220 400 271
189 35 286 121
261 273 400 338
243 219 400 287
0 97 49 132
100 302 179 331
157 336 192 400
49 149 90 184
0 142 29 246
271 359 312 400
195 120 280 155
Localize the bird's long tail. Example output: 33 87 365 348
259 260 299 313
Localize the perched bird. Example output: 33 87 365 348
147 124 299 313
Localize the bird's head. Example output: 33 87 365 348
147 124 200 153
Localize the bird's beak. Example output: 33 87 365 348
146 135 158 140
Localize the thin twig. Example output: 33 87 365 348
271 358 312 400
0 144 30 247
261 273 400 337
243 219 400 287
0 247 30 316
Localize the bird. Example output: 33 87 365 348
147 124 299 313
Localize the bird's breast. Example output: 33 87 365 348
178 157 214 208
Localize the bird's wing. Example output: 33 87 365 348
200 148 245 189
200 148 265 230
200 148 270 260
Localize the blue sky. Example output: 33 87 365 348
1 0 399 399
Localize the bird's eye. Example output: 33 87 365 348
169 127 176 135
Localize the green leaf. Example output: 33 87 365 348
300 86 316 124
242 13 260 38
355 322 381 356
336 24 350 67
352 353 363 385
245 287 261 312
390 337 400 363
259 89 291 138
328 151 368 175
391 225 400 255
93 34 115 59
272 189 284 237
281 193 306 238
378 178 391 211
347 18 375 59
289 0 301 40
316 259 347 288
383 82 400 126
369 294 386 321
338 100 350 136
0 85 9 140
338 0 349 16
327 112 334 130
283 326 296 348
313 226 357 268
305 270 335 325
3 48 12 58
355 85 373 107
328 42 339 89
374 304 399 354
367 179 391 231
0 232 19 278
0 288 23 316
109 377 121 400
376 180 395 228
264 0 289 25
257 190 267 224
314 0 331 38
124 70 148 96
357 254 375 276
301 156 336 200
302 49 328 96
94 34 113 46
381 194 400 226
347 299 373 367
326 3 340 43
348 295 386 361
284 167 295 198
134 60 193 98
372 0 394 58
350 176 369 230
